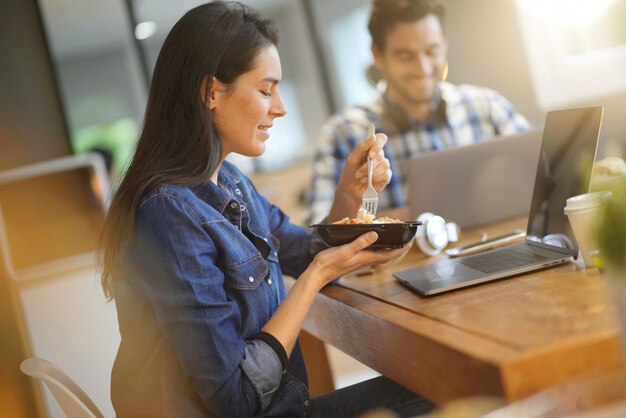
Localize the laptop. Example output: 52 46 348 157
394 106 603 296
406 127 543 228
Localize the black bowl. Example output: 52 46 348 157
310 221 422 249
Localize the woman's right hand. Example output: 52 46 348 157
327 130 390 223
307 232 410 288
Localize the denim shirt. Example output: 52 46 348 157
111 161 322 417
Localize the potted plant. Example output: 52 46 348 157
595 183 626 274
593 158 626 348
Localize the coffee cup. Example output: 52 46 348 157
564 191 612 268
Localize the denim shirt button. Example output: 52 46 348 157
235 188 241 195
304 400 310 407
230 202 238 209
248 276 254 283
240 204 246 211
267 279 272 285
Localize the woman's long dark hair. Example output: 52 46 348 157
99 1 279 299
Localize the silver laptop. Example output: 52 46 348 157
406 127 543 228
394 106 603 296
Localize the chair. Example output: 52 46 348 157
20 357 105 418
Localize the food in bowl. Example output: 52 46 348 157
333 217 404 224
332 208 403 225
333 215 404 225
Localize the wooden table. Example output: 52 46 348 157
288 217 626 405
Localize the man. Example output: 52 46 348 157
307 0 529 224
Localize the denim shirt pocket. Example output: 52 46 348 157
223 253 269 291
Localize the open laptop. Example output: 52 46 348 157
394 106 603 296
406 127 543 228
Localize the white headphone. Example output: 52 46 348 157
415 212 460 256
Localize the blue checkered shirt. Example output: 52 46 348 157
307 81 530 225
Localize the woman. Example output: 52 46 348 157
99 2 433 417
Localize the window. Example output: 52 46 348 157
38 0 144 177
39 0 330 175
514 0 626 109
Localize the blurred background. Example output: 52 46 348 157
1 0 625 417
4 0 625 176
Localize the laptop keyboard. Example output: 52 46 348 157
459 247 549 274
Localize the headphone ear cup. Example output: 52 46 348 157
415 212 452 256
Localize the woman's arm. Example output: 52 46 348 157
260 130 400 354
261 232 409 356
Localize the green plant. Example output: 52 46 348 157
595 178 626 271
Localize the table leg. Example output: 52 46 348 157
299 330 334 396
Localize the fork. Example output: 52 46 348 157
361 124 378 217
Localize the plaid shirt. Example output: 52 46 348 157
307 81 530 224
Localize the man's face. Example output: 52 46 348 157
373 14 447 111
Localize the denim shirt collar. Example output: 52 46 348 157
190 161 243 216
189 162 273 259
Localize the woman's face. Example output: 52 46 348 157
211 44 287 159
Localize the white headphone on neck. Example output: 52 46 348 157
415 212 460 256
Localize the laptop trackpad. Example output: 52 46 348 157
394 260 484 295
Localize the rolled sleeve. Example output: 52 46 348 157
241 335 285 409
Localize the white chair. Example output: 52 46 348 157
20 357 105 418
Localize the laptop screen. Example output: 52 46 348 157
525 107 602 254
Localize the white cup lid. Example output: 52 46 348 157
564 191 612 213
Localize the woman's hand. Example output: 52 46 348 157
261 231 409 358
307 232 410 288
327 127 391 222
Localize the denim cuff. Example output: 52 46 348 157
252 331 287 370
241 338 283 409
